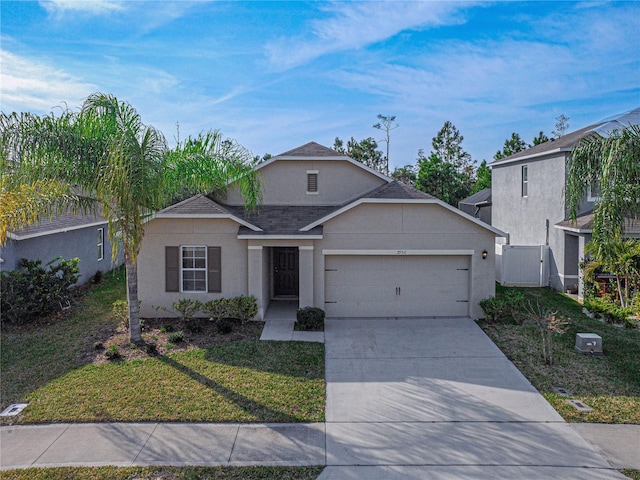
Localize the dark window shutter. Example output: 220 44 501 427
165 246 179 292
208 246 221 293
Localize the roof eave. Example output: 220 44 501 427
490 147 571 168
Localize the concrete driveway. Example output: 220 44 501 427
320 317 626 479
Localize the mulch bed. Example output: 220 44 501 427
79 318 264 364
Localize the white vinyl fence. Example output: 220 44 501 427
495 244 549 287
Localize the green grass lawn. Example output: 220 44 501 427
1 268 325 424
0 466 324 480
1 268 127 413
479 285 640 424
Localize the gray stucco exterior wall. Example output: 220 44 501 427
0 224 123 285
492 152 595 292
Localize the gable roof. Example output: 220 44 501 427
459 188 492 206
490 123 604 167
229 181 435 237
155 194 262 231
491 107 640 167
275 141 346 158
255 141 390 182
364 180 435 200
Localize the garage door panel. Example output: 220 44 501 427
325 255 469 318
325 284 394 300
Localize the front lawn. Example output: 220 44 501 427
479 285 640 424
1 268 325 424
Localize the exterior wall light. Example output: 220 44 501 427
482 250 488 260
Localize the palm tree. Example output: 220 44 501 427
1 93 260 343
566 124 640 244
566 124 640 308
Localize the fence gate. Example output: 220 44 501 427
495 244 549 287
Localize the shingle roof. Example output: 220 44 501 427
226 205 338 235
491 123 605 166
364 181 435 200
459 188 492 206
491 107 640 166
275 141 347 158
555 212 640 233
10 210 106 239
158 194 232 215
224 181 435 235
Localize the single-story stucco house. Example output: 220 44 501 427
138 142 504 320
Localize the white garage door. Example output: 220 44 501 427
324 255 470 317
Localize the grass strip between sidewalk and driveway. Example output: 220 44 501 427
479 285 640 424
0 466 324 480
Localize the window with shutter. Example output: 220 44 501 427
165 246 221 293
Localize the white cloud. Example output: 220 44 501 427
265 1 479 70
39 0 125 15
0 50 97 113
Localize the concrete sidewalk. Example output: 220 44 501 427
1 421 638 472
0 423 325 469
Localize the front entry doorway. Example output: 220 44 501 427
273 247 299 298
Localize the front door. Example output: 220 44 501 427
273 247 299 297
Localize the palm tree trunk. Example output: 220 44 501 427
125 254 142 344
616 275 627 308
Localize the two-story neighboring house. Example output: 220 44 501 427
491 108 640 299
1 211 124 284
138 142 504 320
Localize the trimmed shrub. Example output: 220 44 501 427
479 296 507 322
172 299 202 321
228 295 258 323
0 257 80 324
503 290 527 323
296 306 325 331
202 298 230 322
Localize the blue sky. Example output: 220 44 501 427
1 1 639 170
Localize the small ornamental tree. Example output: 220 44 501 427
525 302 568 366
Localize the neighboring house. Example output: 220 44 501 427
459 188 492 225
0 211 124 284
491 108 640 298
138 142 504 320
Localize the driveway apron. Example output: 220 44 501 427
321 317 625 479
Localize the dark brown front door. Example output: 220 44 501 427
273 247 299 297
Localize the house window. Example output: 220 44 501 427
165 246 221 293
521 165 528 197
307 171 318 194
97 228 104 261
181 246 207 292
